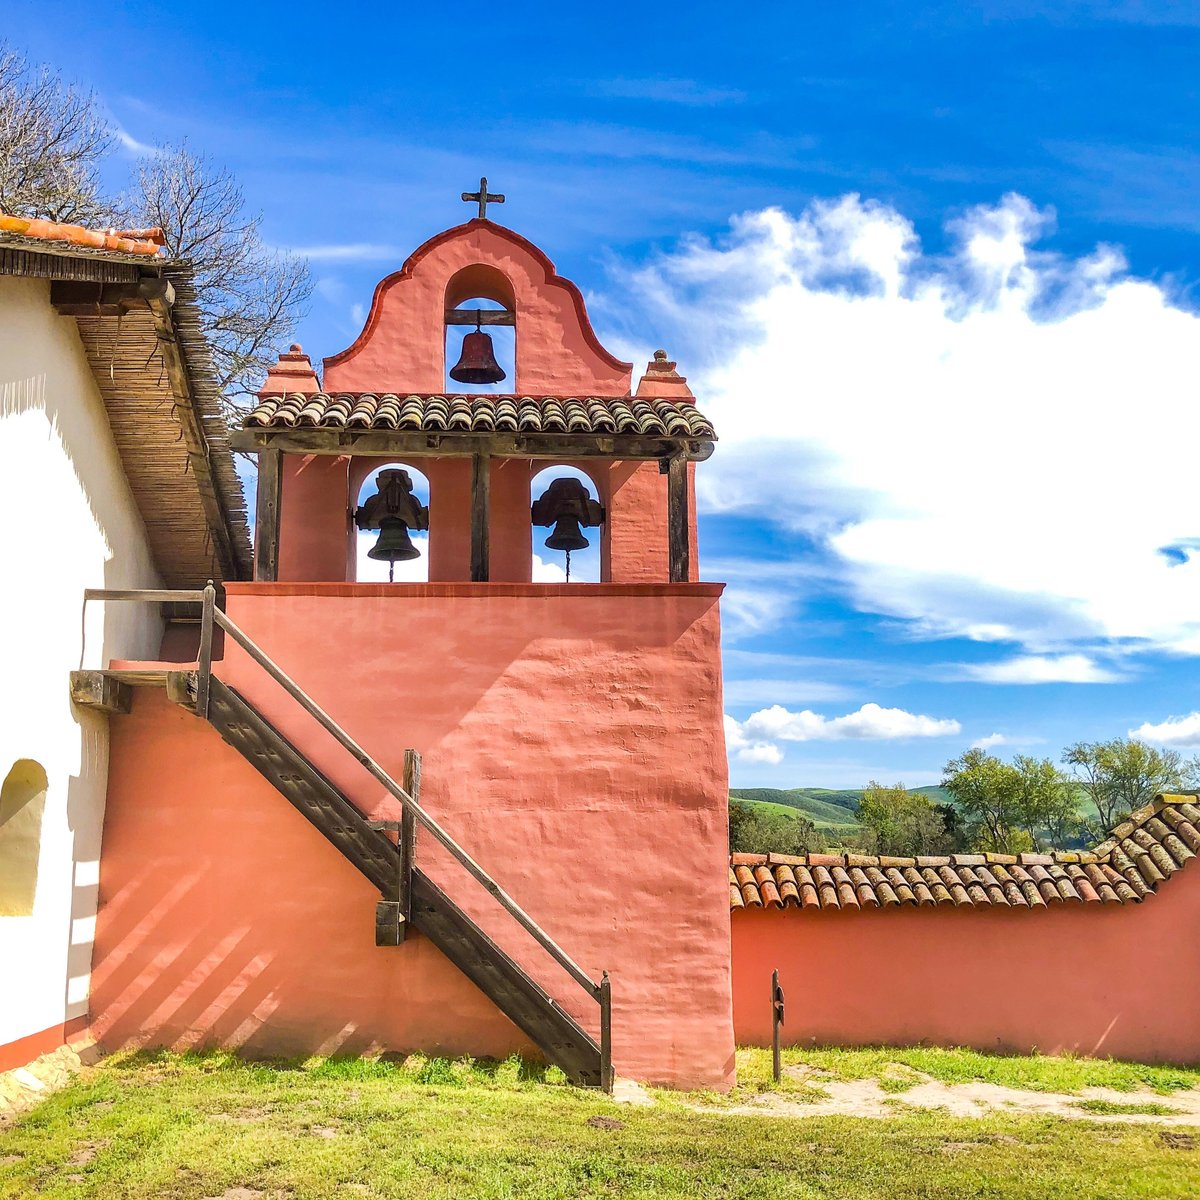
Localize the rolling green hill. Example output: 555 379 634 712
729 785 956 845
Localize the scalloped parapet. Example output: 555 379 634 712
322 220 633 396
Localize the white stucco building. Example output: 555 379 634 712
0 217 251 1070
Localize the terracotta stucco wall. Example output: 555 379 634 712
732 870 1200 1064
91 583 735 1089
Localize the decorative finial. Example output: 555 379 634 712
654 349 668 361
461 176 506 220
289 343 302 353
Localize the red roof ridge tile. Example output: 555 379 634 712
0 212 164 257
732 793 1200 915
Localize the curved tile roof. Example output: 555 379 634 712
730 794 1200 913
246 392 716 440
0 212 164 258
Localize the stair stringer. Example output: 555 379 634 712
167 671 603 1085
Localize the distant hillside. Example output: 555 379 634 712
729 785 955 846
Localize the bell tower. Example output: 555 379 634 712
217 188 735 1089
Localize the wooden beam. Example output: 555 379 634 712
253 448 282 582
69 671 132 715
51 277 175 316
231 428 715 463
444 308 515 326
471 453 490 582
667 454 690 583
141 287 239 583
400 749 419 926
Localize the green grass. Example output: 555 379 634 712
2 1050 1198 1199
751 1046 1200 1096
1072 1100 1182 1117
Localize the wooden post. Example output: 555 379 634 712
376 749 419 946
666 454 689 583
254 448 282 582
196 580 216 720
471 452 490 582
599 970 613 1094
771 968 784 1084
399 750 419 923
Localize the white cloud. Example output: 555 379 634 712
1130 712 1200 747
618 193 1200 656
532 554 568 583
722 677 851 705
114 126 156 156
731 701 960 749
289 243 407 263
596 77 746 106
972 732 1010 750
955 653 1124 684
724 714 784 764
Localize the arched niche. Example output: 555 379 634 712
445 264 516 395
0 758 48 916
530 465 605 583
351 461 432 583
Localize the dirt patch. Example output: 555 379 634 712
586 1115 625 1131
67 1141 105 1166
308 1125 340 1139
697 1067 1200 1126
210 1107 272 1125
1158 1132 1196 1150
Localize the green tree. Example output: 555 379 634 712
941 749 1030 854
728 801 820 856
856 782 954 856
1011 755 1084 850
1063 739 1200 834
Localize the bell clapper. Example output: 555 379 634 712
565 549 571 583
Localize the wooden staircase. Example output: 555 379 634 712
78 664 604 1087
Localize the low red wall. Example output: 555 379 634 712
732 870 1200 1064
91 583 734 1089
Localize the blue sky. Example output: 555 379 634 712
16 1 1200 787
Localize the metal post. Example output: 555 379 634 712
771 968 785 1084
196 579 216 719
599 969 612 1094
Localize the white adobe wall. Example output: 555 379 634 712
0 275 162 1054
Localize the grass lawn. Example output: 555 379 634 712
0 1048 1197 1199
729 1045 1200 1098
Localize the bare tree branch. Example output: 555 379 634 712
1 45 311 427
126 143 312 424
0 41 115 224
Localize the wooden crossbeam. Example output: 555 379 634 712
445 308 515 326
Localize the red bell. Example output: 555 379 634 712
449 326 506 385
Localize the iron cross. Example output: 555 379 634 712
462 177 505 220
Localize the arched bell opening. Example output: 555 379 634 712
0 758 48 916
444 265 516 395
529 465 604 583
353 462 432 583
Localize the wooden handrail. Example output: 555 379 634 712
213 606 601 1000
84 584 613 1089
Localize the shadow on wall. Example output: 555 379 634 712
0 759 47 916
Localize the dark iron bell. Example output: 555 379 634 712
544 514 589 553
449 324 506 385
368 518 420 583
